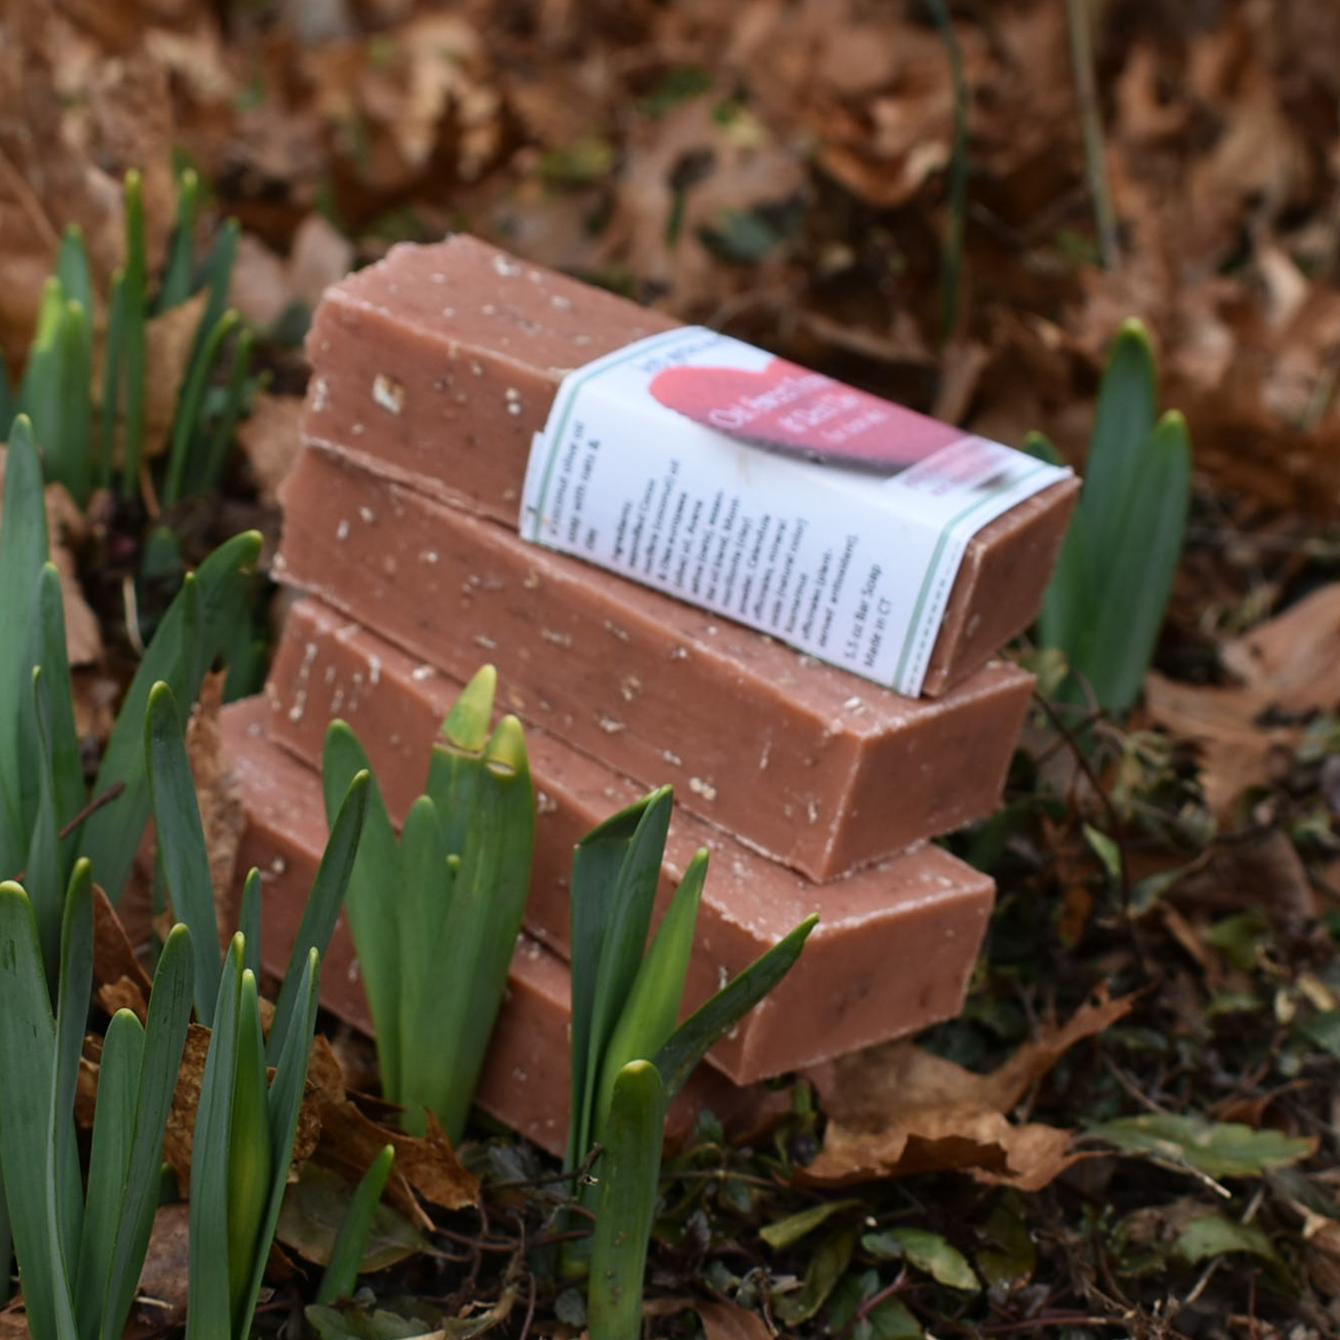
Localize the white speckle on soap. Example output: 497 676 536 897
807 799 820 824
382 556 397 576
273 552 287 571
441 306 457 318
759 739 772 771
662 749 682 767
669 645 688 660
359 506 375 523
524 569 541 589
481 304 496 316
550 293 572 310
620 675 641 702
271 856 287 875
604 620 629 642
843 696 865 713
372 373 404 414
574 334 592 346
419 549 439 564
474 634 498 650
689 776 717 802
470 361 484 377
537 790 558 816
368 655 381 686
599 715 626 734
287 689 306 722
351 422 365 436
430 272 447 283
541 629 571 648
411 665 435 682
312 376 329 412
336 519 350 540
492 255 522 277
323 664 336 685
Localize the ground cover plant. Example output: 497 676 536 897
5 1 1340 1336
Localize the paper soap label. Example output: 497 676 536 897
520 326 1070 695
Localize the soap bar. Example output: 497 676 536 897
220 700 781 1156
260 596 996 1082
303 235 1079 696
276 445 1035 882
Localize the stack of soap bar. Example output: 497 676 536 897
275 445 1035 881
259 597 996 1082
217 233 1080 1148
302 235 1079 698
220 701 778 1156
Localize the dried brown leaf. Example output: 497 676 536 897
93 882 153 1001
139 290 209 461
237 393 303 505
127 1204 191 1336
315 1096 479 1225
801 991 1133 1190
699 1301 773 1340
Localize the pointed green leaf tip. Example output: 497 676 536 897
1117 314 1151 345
484 713 528 776
442 663 497 753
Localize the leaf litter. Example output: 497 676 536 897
8 0 1340 1334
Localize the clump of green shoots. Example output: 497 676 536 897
564 787 816 1340
0 410 260 1312
0 866 194 1340
144 677 372 1336
1032 318 1192 718
7 168 252 509
0 414 261 907
322 665 536 1143
186 935 322 1340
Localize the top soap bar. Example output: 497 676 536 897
303 235 1078 697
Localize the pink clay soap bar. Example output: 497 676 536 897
275 445 1035 882
261 597 996 1083
302 235 1078 697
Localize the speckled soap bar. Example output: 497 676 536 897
275 444 1035 882
220 700 781 1155
260 597 996 1082
302 234 1078 697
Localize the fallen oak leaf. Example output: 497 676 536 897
1147 582 1340 815
236 393 303 506
799 991 1133 1190
698 1301 773 1340
93 881 153 1006
314 1095 479 1228
276 1160 427 1271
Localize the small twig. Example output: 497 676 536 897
1065 0 1120 269
487 1143 603 1192
834 1269 910 1340
58 780 126 842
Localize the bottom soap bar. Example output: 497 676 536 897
264 597 997 1083
221 699 779 1156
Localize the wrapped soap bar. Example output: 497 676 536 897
276 445 1035 882
223 700 790 1152
304 235 1078 696
262 598 996 1082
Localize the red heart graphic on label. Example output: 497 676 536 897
649 356 961 473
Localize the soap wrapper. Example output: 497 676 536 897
520 326 1071 696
